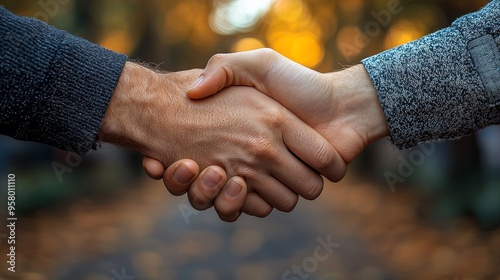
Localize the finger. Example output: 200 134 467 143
248 175 299 213
162 160 200 196
187 49 275 99
214 177 247 222
271 146 325 200
142 157 165 180
188 166 228 210
282 112 347 182
241 192 273 218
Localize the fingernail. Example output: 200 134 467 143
173 164 195 184
188 76 203 92
201 168 222 188
225 180 242 198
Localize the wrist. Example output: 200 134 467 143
100 62 159 153
328 64 389 145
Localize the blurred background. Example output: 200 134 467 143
1 0 499 279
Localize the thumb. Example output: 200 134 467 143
186 67 229 99
187 51 263 99
187 49 281 99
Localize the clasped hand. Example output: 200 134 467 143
141 49 389 222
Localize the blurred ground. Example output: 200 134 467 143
0 172 499 280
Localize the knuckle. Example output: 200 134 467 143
208 53 227 65
249 136 279 160
241 109 285 162
260 48 278 59
264 106 285 128
234 164 254 181
258 48 281 80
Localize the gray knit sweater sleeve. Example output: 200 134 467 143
361 0 500 149
0 7 127 153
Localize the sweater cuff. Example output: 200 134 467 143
361 27 496 149
41 34 127 154
1 8 126 154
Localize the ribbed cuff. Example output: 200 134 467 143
41 34 127 153
1 8 127 154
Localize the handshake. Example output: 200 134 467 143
100 49 389 222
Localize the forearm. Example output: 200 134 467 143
361 0 500 149
0 7 127 153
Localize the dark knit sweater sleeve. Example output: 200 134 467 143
361 0 500 149
0 7 127 153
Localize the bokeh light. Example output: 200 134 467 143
336 25 365 59
265 0 324 67
99 29 133 55
273 0 305 22
337 0 365 14
163 1 216 47
163 3 195 44
209 0 274 35
384 19 426 49
231 37 266 52
271 31 324 67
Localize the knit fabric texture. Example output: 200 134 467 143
0 7 127 154
362 0 500 149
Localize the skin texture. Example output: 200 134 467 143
101 62 345 221
143 49 390 221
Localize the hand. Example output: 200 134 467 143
187 48 390 164
144 49 389 219
101 62 345 220
143 158 248 222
